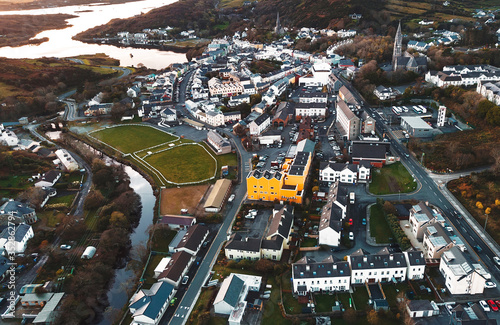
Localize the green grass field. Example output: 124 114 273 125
144 144 216 183
369 162 417 195
91 125 177 153
369 204 392 244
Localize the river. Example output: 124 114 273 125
0 0 187 69
102 165 155 325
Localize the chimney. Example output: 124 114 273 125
390 255 394 261
306 265 310 271
363 256 367 262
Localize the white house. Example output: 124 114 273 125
128 281 176 325
477 80 500 106
0 200 37 224
153 257 171 278
0 124 18 147
404 250 426 280
319 162 371 184
294 103 327 119
348 248 408 284
373 85 399 100
157 251 194 288
207 130 232 154
249 114 271 136
299 91 328 104
318 182 348 247
214 273 261 315
34 170 61 188
299 62 332 87
225 234 261 261
422 224 455 259
409 202 445 241
160 107 177 122
292 256 351 295
54 149 79 172
406 300 439 318
174 224 209 256
439 247 487 295
0 224 34 255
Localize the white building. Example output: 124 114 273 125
208 78 243 97
299 91 328 104
373 85 399 100
54 149 79 172
425 65 500 88
153 257 172 278
406 300 440 318
295 103 327 119
439 247 487 295
422 224 455 259
249 114 271 136
477 80 500 105
404 250 426 280
336 100 360 140
213 273 261 315
348 248 408 284
34 170 61 188
157 251 194 288
318 182 348 247
0 124 18 147
409 202 445 240
299 62 332 86
319 162 371 184
128 281 176 325
292 256 351 295
0 224 34 254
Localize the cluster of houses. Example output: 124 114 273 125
425 64 500 88
128 224 209 324
225 205 294 261
477 79 500 106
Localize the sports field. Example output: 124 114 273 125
90 125 177 153
88 124 236 186
145 144 217 183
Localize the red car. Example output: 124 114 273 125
487 300 499 312
495 300 500 309
348 218 353 226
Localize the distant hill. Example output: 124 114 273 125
75 0 481 42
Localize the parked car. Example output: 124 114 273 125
228 194 236 203
348 218 353 226
170 297 178 306
485 281 497 289
488 300 499 312
60 245 72 250
182 276 189 285
480 300 491 312
349 232 354 240
494 256 500 266
362 218 367 226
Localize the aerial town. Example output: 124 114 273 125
1 1 500 325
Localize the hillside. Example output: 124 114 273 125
74 0 485 43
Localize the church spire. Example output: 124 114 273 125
392 20 403 69
275 12 284 35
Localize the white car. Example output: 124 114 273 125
60 245 72 250
228 194 236 202
349 232 354 240
485 281 497 289
480 300 491 312
493 256 500 266
181 276 189 285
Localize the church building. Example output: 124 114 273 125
392 21 427 73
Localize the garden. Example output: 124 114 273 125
369 162 417 195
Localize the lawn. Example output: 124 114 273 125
37 210 64 227
301 237 317 247
369 162 417 195
144 144 216 184
150 227 176 253
315 294 337 312
383 282 410 307
0 174 32 189
351 286 369 308
261 277 293 325
48 193 76 206
142 254 166 286
200 142 237 167
91 125 177 154
369 204 392 244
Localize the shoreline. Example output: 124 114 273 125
74 38 195 54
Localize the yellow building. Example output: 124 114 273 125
247 140 314 204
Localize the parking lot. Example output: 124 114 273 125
243 208 272 238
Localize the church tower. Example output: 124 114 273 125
275 12 284 35
392 21 402 70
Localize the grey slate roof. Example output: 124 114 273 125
176 224 209 253
350 247 407 270
224 275 245 308
0 224 31 242
129 281 174 319
405 249 426 266
0 200 34 217
225 234 261 252
293 255 351 279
